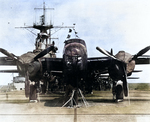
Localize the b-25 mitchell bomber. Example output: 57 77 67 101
0 3 150 105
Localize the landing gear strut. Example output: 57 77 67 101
62 86 89 108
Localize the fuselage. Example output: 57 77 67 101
63 39 87 87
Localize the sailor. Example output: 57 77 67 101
35 33 41 49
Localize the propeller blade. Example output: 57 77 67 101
0 48 18 60
34 45 54 61
106 48 115 57
96 47 116 59
122 66 128 97
110 48 113 55
25 71 30 98
133 46 150 59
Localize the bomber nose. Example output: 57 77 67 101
67 61 72 67
65 55 83 71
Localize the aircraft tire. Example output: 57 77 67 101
29 84 37 102
116 84 123 101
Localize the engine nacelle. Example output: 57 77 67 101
17 52 41 80
115 51 135 76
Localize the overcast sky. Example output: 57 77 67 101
0 0 150 85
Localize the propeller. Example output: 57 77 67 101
96 47 116 59
96 46 150 62
96 45 150 98
122 66 128 97
0 48 18 60
132 46 150 60
110 48 113 55
0 45 55 98
106 48 114 57
34 45 54 61
96 46 128 97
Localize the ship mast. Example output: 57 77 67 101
32 2 74 50
17 2 74 52
33 2 54 49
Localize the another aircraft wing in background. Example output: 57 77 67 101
0 57 18 73
135 55 150 64
0 57 16 66
0 70 18 73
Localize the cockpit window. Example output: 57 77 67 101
64 39 86 46
65 48 80 56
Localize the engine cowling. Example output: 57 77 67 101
17 52 41 80
115 51 135 76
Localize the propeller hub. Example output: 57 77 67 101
27 61 41 77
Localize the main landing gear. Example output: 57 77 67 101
29 81 41 103
112 80 124 102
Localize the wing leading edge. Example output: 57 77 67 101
135 55 150 64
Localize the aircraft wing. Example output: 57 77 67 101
0 57 18 73
135 55 150 64
41 57 112 78
0 57 16 66
87 57 110 73
98 74 139 79
40 55 150 76
87 57 141 81
0 70 18 73
41 57 63 73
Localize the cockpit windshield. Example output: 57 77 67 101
64 39 86 46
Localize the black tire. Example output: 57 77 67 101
29 85 37 101
116 84 123 100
